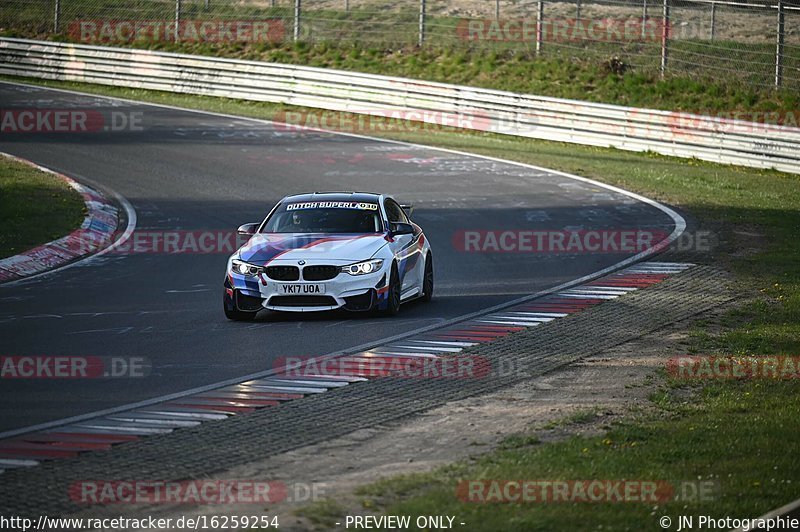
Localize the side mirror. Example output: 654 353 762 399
389 222 414 236
237 223 259 236
400 204 414 218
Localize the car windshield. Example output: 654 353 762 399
262 201 383 233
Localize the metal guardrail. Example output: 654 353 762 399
1 37 799 174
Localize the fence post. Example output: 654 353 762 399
775 0 785 88
418 0 426 46
642 0 647 39
709 1 716 40
294 0 301 41
495 0 500 19
175 0 182 42
576 0 582 21
205 0 210 9
54 0 61 33
536 0 544 54
345 0 349 11
660 0 669 77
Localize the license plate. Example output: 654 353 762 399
280 284 326 294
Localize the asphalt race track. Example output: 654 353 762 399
0 81 679 433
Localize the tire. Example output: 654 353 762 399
421 253 434 302
224 307 257 321
223 293 257 321
381 263 402 316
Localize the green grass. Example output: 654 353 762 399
295 499 348 529
540 408 602 430
347 381 800 532
4 76 800 529
0 155 86 259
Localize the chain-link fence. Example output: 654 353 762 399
1 0 798 90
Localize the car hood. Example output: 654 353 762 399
237 233 388 264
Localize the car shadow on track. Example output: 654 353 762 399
249 297 432 323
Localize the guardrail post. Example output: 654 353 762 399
536 0 544 55
52 0 61 33
709 1 716 41
53 0 61 33
294 0 301 41
660 0 669 77
418 0 426 46
775 0 785 88
642 0 647 39
175 0 182 42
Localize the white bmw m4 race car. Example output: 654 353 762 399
224 192 434 320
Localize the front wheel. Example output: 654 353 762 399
223 292 257 321
421 253 434 302
381 263 402 316
224 307 257 321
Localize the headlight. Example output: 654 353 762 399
231 259 262 277
342 259 384 276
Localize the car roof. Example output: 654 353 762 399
281 192 384 204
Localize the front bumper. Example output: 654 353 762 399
225 260 389 313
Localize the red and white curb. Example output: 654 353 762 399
0 261 693 474
0 153 120 284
